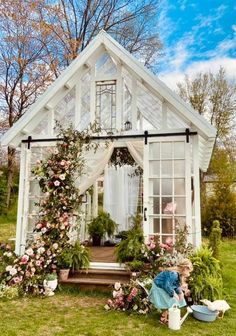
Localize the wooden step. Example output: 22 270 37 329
60 267 131 291
62 277 129 285
71 268 131 280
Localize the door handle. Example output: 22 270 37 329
144 207 147 221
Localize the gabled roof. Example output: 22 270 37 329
1 30 216 171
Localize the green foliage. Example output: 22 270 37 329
189 245 223 302
202 147 236 237
70 241 90 271
45 273 57 281
126 260 145 272
0 166 19 215
115 214 144 263
87 211 117 239
56 246 73 269
0 170 7 215
0 284 19 299
209 220 222 259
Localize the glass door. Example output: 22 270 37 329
143 137 191 243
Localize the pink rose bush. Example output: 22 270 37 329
105 280 151 314
0 125 98 295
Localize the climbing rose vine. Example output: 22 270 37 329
0 124 99 295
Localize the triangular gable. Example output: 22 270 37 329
1 30 216 171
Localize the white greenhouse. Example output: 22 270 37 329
1 31 216 257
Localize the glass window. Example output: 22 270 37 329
174 178 185 195
150 161 160 176
174 142 185 159
174 160 185 176
149 197 160 214
161 160 172 177
149 142 160 159
161 142 172 159
149 179 160 195
96 80 116 131
162 179 172 195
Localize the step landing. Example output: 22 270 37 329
60 268 131 291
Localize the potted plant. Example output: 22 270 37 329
70 241 90 272
56 246 73 281
43 273 58 295
87 211 117 246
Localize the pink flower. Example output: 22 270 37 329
36 223 42 229
54 180 60 186
13 276 23 284
130 287 138 297
35 260 42 267
127 294 133 302
20 255 29 264
165 237 173 246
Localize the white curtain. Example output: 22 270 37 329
104 165 140 232
126 141 143 169
75 142 114 195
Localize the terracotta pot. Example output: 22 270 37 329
59 269 70 281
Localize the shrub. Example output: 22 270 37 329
115 227 144 263
189 245 223 302
209 220 222 259
70 241 90 271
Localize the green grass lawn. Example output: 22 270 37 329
0 219 235 336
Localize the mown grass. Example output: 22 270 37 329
0 218 235 336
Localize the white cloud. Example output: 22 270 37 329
159 57 236 90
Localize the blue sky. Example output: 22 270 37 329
157 0 236 88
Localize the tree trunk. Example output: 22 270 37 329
6 147 16 208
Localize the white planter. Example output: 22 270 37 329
43 278 58 295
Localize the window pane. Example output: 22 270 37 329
162 197 173 214
149 143 160 159
153 218 160 233
174 178 185 195
162 218 173 234
150 161 160 176
161 142 172 159
149 179 160 195
175 217 186 230
149 197 160 214
174 142 185 158
174 197 186 215
174 160 185 176
162 179 172 195
161 160 172 177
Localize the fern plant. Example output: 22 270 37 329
70 241 90 272
189 245 223 302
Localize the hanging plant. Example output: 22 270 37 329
0 123 100 295
109 147 143 176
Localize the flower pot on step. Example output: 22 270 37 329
59 269 70 281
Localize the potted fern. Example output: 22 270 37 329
70 241 90 272
87 211 117 246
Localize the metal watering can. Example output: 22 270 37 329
168 304 193 330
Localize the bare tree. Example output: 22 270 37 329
177 67 236 144
0 1 54 207
36 0 162 70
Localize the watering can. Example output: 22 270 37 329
168 304 193 330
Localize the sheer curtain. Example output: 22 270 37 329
75 142 114 195
126 141 143 169
104 165 140 232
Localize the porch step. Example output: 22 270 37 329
71 268 131 281
60 268 131 291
